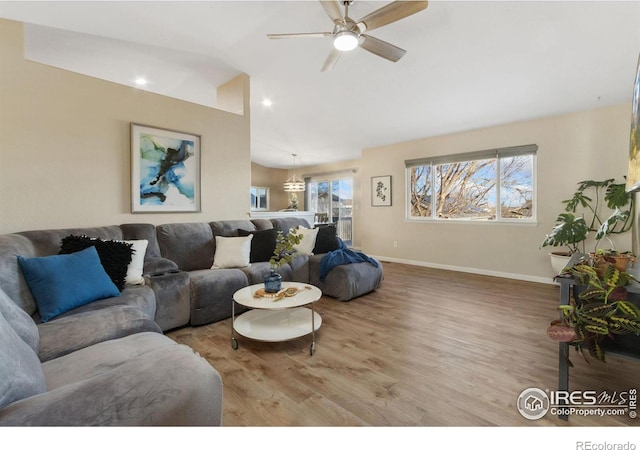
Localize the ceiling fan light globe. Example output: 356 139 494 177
333 31 358 51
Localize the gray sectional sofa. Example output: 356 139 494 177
0 217 383 426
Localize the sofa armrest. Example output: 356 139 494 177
143 256 179 275
145 270 190 331
0 334 222 426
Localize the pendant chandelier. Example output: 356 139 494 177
283 153 305 192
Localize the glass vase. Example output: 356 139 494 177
264 269 282 293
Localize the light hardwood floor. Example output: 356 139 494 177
168 262 640 427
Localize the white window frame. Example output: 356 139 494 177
405 144 537 223
250 186 269 211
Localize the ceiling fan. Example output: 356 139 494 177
267 0 429 71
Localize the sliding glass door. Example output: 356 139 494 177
308 177 353 246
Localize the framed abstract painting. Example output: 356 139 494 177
371 175 392 206
626 53 640 193
131 123 201 213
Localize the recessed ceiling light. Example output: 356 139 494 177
262 98 273 107
134 77 148 86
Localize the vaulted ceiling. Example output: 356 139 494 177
2 1 640 169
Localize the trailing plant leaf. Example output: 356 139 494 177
609 287 629 301
579 315 609 329
548 260 640 362
617 300 640 318
609 316 640 333
588 339 606 362
584 324 609 335
603 264 620 288
580 303 615 317
547 324 577 342
579 287 606 300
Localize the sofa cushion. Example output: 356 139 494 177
313 224 340 254
294 226 319 256
59 235 133 291
238 228 278 263
122 239 148 285
270 217 312 234
212 235 252 269
0 310 46 409
0 286 39 353
157 223 214 271
188 268 248 326
37 303 162 362
211 220 257 237
18 246 120 323
119 223 162 258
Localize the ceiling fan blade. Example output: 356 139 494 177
357 1 428 32
360 34 406 62
320 0 344 25
321 48 341 72
268 32 332 39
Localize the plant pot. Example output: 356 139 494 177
549 251 572 275
264 269 282 293
604 255 635 273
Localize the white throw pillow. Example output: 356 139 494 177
294 226 319 256
212 235 253 269
121 240 148 285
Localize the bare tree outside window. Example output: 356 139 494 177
408 152 534 222
500 155 533 219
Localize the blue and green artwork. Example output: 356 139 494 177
139 133 196 206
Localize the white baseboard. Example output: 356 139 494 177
369 255 555 285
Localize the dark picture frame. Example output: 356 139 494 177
371 175 392 206
131 123 201 213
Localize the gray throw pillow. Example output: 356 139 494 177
0 286 39 353
0 310 47 409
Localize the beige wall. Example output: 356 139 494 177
250 162 289 211
0 20 251 234
358 104 633 283
299 105 633 282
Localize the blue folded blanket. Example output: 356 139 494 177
319 239 379 282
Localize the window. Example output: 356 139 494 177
406 145 536 222
250 186 269 211
307 176 354 245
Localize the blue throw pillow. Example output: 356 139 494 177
17 246 120 322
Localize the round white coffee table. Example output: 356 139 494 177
231 282 322 355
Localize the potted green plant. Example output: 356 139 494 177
547 262 640 364
264 229 302 293
541 178 635 274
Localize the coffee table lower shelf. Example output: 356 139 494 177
232 307 322 354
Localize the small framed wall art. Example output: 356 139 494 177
131 123 201 213
371 175 392 206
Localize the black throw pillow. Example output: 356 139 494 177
237 228 278 263
313 224 340 254
59 235 133 291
